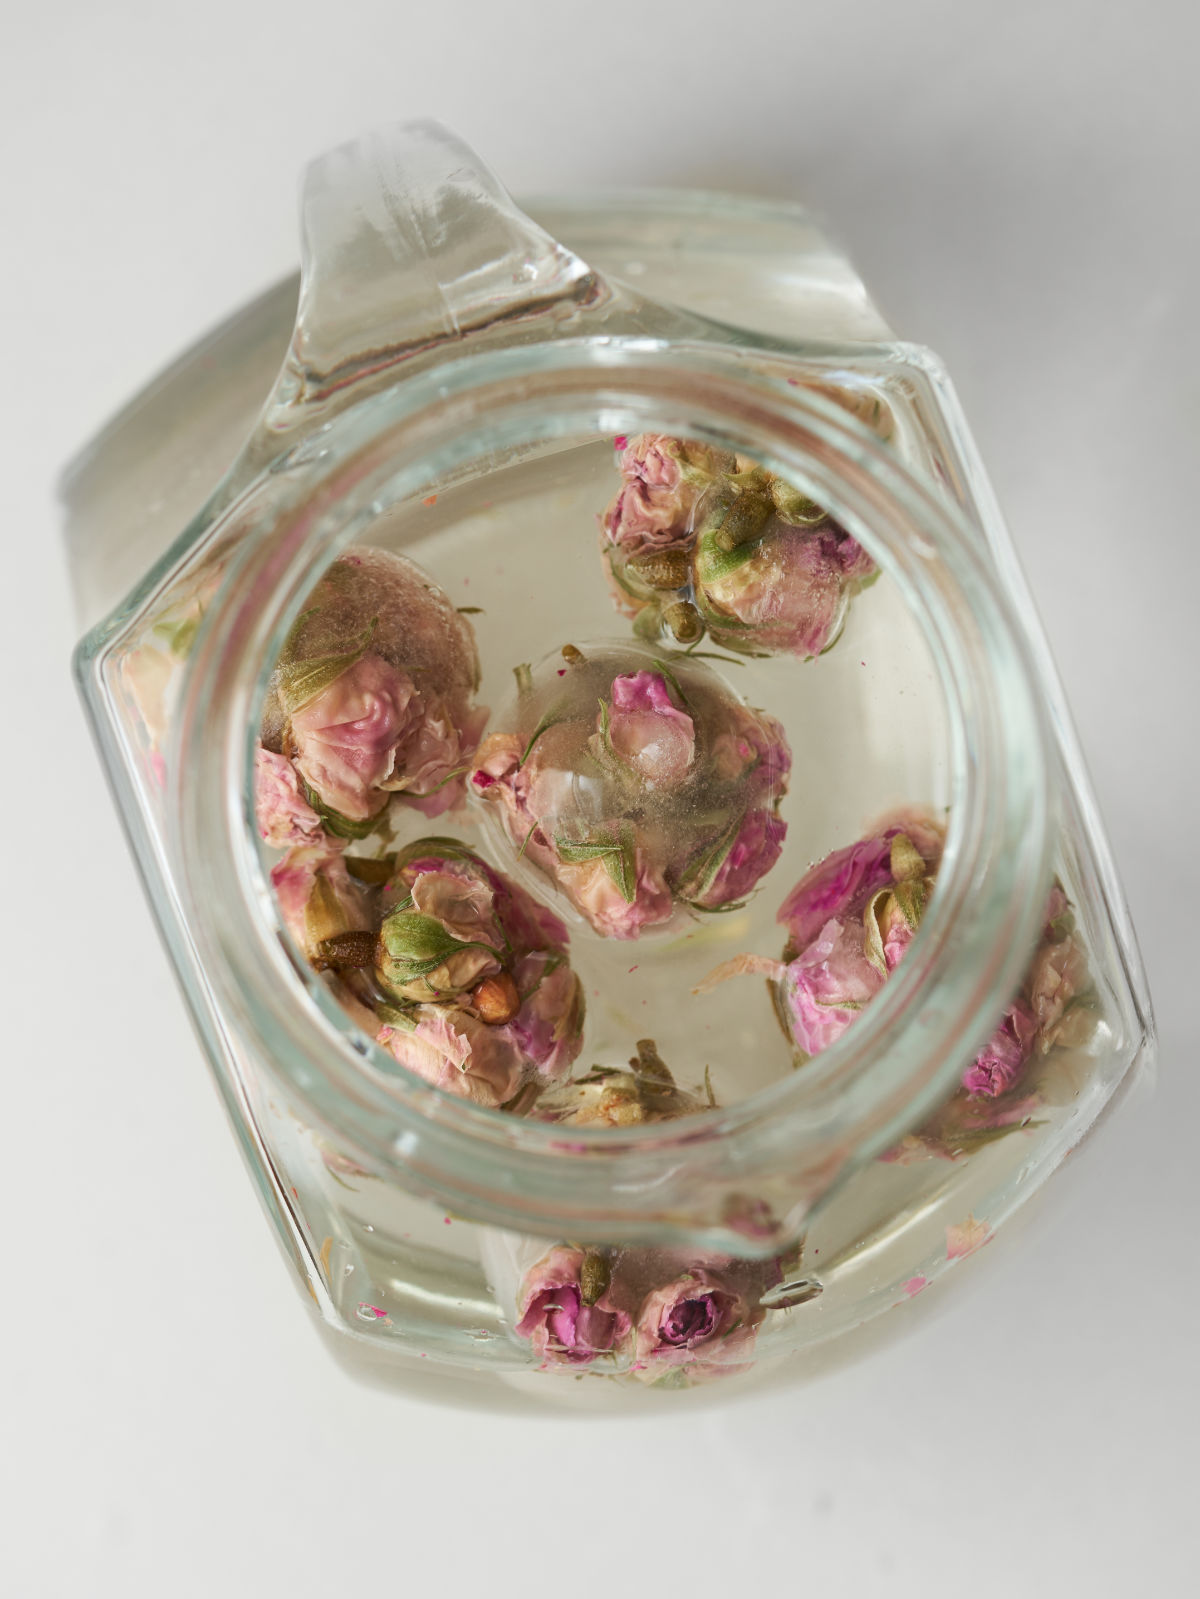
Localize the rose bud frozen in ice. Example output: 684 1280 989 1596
693 517 873 660
262 550 487 834
471 645 790 939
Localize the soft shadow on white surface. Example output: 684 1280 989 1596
2 3 1195 1595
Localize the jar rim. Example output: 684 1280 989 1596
171 338 1052 1253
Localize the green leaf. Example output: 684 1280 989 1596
554 824 638 903
520 701 567 767
277 618 379 717
676 815 742 905
649 659 688 707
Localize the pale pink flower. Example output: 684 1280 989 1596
1028 935 1089 1047
254 747 324 848
270 845 367 961
600 435 721 554
289 653 421 823
962 1000 1038 1098
377 1008 526 1108
780 916 887 1056
556 850 675 941
603 671 696 788
515 1247 632 1367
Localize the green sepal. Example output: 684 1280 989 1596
374 1001 419 1031
554 822 638 903
862 888 890 976
277 618 378 717
889 832 926 883
675 814 743 907
299 777 388 841
377 911 498 985
770 478 827 527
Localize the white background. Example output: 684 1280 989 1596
3 2 1197 1593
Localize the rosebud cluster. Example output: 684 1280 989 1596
513 1242 777 1382
600 434 876 658
371 840 585 1108
698 810 1093 1153
470 644 790 940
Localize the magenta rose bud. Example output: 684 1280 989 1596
962 999 1038 1098
781 916 887 1056
690 807 787 911
515 1246 632 1367
254 747 324 849
603 670 696 788
633 1268 758 1378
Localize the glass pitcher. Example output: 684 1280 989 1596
65 120 1153 1398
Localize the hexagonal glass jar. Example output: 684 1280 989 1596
66 122 1153 1400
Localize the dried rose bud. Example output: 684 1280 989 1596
470 972 521 1025
263 551 488 831
471 646 790 939
515 1246 632 1367
370 841 584 1107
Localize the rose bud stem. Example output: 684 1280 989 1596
471 971 521 1025
312 930 378 972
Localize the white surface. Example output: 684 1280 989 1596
3 3 1196 1593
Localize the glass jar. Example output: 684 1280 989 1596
66 121 1153 1399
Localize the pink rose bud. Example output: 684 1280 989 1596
515 1246 632 1367
372 841 584 1108
602 670 696 788
269 845 369 963
962 1000 1038 1098
288 652 422 825
267 551 487 828
632 1267 760 1380
254 747 324 849
600 435 728 554
781 916 887 1057
471 647 790 938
